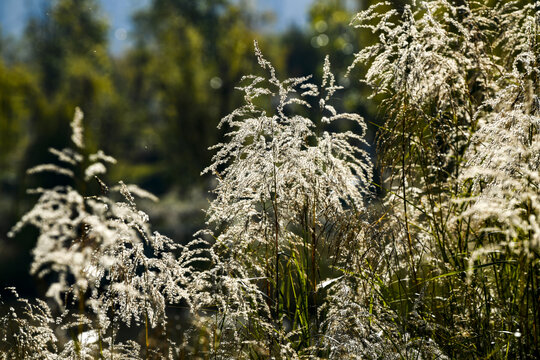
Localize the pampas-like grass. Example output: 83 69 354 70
1 2 538 358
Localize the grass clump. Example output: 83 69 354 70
1 1 539 358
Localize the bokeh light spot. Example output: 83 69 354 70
342 43 353 54
210 76 223 89
312 34 329 48
115 28 127 41
315 20 327 33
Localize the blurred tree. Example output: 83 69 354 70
0 53 40 296
23 0 115 169
0 61 31 174
26 0 108 96
115 0 266 192
1 0 116 295
0 57 34 236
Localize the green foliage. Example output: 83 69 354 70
0 60 32 172
116 0 265 189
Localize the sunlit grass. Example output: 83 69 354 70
1 1 538 359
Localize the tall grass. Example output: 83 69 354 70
347 0 539 358
1 1 538 359
198 42 372 357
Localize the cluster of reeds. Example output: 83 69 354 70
1 1 538 359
